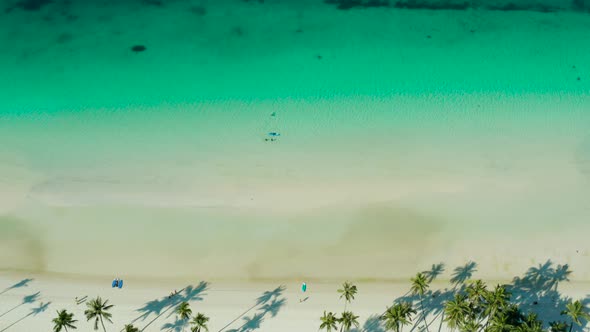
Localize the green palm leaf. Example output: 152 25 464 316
53 309 78 332
320 311 338 332
339 311 360 332
190 312 210 332
381 302 416 332
123 324 139 332
337 282 358 310
84 297 114 332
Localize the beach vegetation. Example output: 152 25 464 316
84 297 114 332
410 272 430 332
175 301 193 331
177 301 193 320
190 312 209 332
562 300 590 332
320 311 338 332
337 282 357 310
52 309 77 332
549 321 569 332
381 302 416 332
323 261 590 332
123 324 139 332
338 310 359 332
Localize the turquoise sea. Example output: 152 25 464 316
1 0 590 281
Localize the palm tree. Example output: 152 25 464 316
177 302 193 320
84 297 114 332
190 313 209 332
444 294 468 331
176 302 193 332
464 279 488 327
461 319 480 332
549 321 569 332
562 300 590 332
466 280 487 308
337 282 357 310
487 311 513 332
516 313 543 332
123 324 139 332
338 311 359 332
381 302 416 332
53 309 77 332
320 311 338 332
482 284 510 330
410 272 430 332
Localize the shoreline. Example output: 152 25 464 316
1 92 589 281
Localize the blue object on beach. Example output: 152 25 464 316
112 279 117 288
301 282 307 292
118 280 124 289
268 132 280 137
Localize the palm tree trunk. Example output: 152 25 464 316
437 311 444 332
420 297 430 332
569 322 573 332
362 289 413 332
100 316 107 332
217 302 258 332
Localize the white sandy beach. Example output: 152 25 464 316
1 268 589 332
0 273 395 332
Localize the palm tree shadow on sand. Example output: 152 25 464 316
132 281 209 332
0 279 34 296
450 261 478 287
164 284 208 319
362 260 590 332
0 301 51 332
226 312 265 332
424 263 446 283
219 285 286 332
508 260 588 332
260 298 286 318
359 263 450 332
390 264 452 322
135 282 209 323
161 316 185 332
0 291 41 318
354 315 385 332
220 286 287 332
